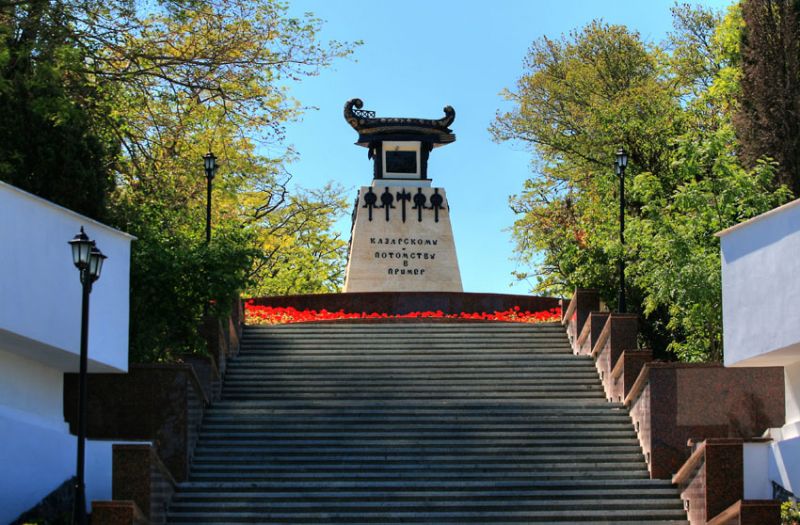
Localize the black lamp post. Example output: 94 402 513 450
203 151 218 244
615 147 629 314
68 227 106 525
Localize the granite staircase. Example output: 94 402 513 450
166 322 689 524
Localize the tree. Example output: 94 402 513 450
735 0 800 195
0 0 117 219
493 6 791 362
1 0 357 361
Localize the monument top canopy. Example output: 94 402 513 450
344 98 456 148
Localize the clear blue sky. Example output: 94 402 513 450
281 0 734 294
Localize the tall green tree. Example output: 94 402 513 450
0 0 117 218
1 0 357 361
735 0 800 195
493 5 790 362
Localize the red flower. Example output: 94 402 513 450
243 303 562 325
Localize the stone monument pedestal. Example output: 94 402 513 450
344 186 462 292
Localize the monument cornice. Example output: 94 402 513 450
344 98 456 147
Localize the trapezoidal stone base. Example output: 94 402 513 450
344 185 462 293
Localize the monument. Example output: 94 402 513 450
342 98 463 292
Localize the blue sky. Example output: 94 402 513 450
281 0 734 294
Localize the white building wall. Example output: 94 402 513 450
719 199 800 368
718 198 800 500
0 182 134 520
743 442 772 500
0 347 117 521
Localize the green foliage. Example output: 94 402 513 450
736 0 800 195
782 500 800 524
248 183 349 296
0 0 356 361
493 4 792 362
0 1 117 219
126 207 258 362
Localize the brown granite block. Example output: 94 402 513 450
575 311 609 356
610 349 653 403
626 364 785 479
707 499 781 525
592 314 638 400
179 354 221 403
91 500 147 525
227 312 241 359
64 365 208 481
248 292 561 317
561 289 600 352
673 438 744 525
199 316 228 375
112 444 176 525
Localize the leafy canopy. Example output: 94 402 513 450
492 4 791 362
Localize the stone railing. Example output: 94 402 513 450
562 289 786 483
624 363 784 479
110 444 176 524
64 364 208 482
590 313 637 399
672 438 779 525
575 311 609 356
561 289 599 350
91 500 148 525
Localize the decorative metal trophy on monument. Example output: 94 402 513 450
342 98 463 292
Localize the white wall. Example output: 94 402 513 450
0 346 118 521
0 182 135 520
718 198 800 499
769 435 800 497
719 198 800 368
743 442 772 500
0 181 134 373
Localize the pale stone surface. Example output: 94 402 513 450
344 186 463 292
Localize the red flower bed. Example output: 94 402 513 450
244 300 561 325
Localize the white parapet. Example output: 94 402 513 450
0 181 135 373
718 198 800 368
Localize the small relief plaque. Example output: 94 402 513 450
385 151 417 174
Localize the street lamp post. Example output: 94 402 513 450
615 148 629 314
68 227 106 525
203 151 218 244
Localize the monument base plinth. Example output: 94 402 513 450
344 186 462 293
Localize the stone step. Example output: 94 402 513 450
192 458 646 472
238 341 573 348
186 471 652 482
165 509 689 523
224 370 599 378
197 429 635 440
172 487 681 502
198 417 632 433
176 478 678 491
206 399 626 409
194 445 642 458
220 393 606 401
167 322 685 524
189 460 648 471
220 382 604 391
191 445 644 456
169 499 681 512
